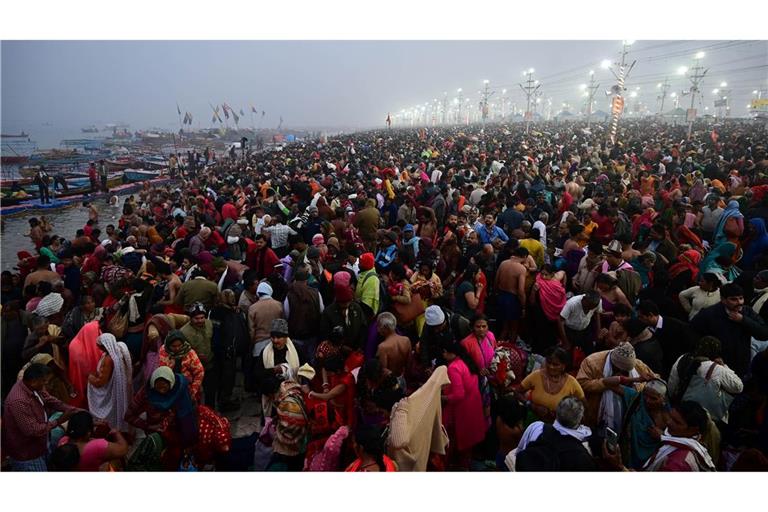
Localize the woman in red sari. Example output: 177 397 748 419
309 355 356 428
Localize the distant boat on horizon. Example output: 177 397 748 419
81 125 99 133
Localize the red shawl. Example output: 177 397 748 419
668 249 703 282
536 273 567 321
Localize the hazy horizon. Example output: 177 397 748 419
3 40 766 144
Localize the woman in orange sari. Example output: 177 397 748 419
67 321 103 409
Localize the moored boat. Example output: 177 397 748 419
123 169 160 182
105 157 138 171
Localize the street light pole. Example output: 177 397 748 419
657 78 670 115
585 70 600 128
519 68 540 134
501 89 507 119
685 52 708 139
457 88 463 125
480 79 493 129
442 92 448 125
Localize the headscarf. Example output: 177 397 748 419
164 330 192 373
87 333 133 431
713 200 743 246
67 321 103 409
668 249 703 282
632 208 657 239
35 293 64 318
150 365 175 388
699 241 740 282
148 370 198 447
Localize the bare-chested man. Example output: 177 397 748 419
375 312 411 386
494 246 529 342
156 261 183 314
26 218 44 249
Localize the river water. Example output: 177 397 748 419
1 195 128 272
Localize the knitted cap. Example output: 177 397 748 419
270 318 289 336
359 252 375 271
610 343 637 372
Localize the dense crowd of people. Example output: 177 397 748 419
2 118 768 472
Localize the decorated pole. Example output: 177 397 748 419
608 41 636 146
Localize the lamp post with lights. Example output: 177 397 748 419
519 68 540 134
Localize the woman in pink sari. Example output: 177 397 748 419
67 321 103 409
441 339 487 470
528 265 567 354
460 315 497 424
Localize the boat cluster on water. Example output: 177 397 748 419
1 124 319 204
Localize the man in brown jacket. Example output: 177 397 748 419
248 281 284 357
353 199 381 251
576 342 657 429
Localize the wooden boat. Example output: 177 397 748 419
105 158 138 171
123 169 160 182
139 156 167 170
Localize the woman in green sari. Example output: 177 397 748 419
619 379 670 469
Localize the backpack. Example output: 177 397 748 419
516 425 596 471
359 270 389 315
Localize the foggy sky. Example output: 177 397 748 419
2 40 766 132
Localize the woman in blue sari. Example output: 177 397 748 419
712 200 744 247
700 242 741 283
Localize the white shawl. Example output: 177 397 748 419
598 355 638 431
87 333 133 431
262 338 300 370
507 420 593 471
128 293 142 323
643 430 715 471
516 420 593 453
753 286 768 317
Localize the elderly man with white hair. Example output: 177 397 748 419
375 312 412 388
513 396 597 471
614 379 670 469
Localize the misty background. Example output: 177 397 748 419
2 40 766 148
